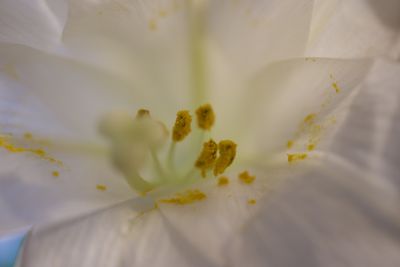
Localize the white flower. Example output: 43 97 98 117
1 0 400 266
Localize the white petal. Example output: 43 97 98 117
16 165 283 266
212 58 371 158
225 159 400 267
0 147 133 233
157 168 270 265
326 59 400 189
0 0 67 52
207 0 314 77
19 198 213 267
307 0 400 59
62 0 192 106
0 44 181 141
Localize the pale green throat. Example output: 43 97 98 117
99 104 237 194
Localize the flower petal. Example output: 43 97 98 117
0 44 181 141
307 0 400 59
62 0 192 106
0 0 67 52
14 164 284 266
0 147 133 233
224 59 400 267
325 59 400 189
225 159 400 267
18 198 215 267
207 0 314 77
212 57 371 158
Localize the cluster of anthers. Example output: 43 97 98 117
99 104 237 195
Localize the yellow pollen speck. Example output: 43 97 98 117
159 10 167 17
287 140 294 149
239 171 256 184
304 113 316 125
307 144 316 151
96 184 107 191
332 82 341 93
218 176 229 186
52 171 59 177
287 153 308 163
195 103 215 130
148 19 157 31
247 199 256 205
195 139 218 177
159 189 206 205
24 132 33 140
214 140 237 176
172 110 192 142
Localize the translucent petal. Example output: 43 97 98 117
224 59 400 267
0 44 180 141
211 57 371 158
225 159 400 267
18 198 214 267
15 164 286 266
207 0 314 77
62 0 192 107
0 148 133 233
0 0 67 52
307 0 400 59
326 59 400 189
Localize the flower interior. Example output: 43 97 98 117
99 103 237 196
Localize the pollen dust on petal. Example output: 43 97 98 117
96 184 107 192
238 171 256 185
285 73 342 159
218 176 229 187
247 199 257 205
0 136 63 165
287 153 308 163
159 189 206 205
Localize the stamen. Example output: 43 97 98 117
195 103 215 130
172 110 192 142
214 140 237 176
195 139 218 177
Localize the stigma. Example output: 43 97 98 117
100 104 237 195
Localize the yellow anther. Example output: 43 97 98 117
287 153 308 163
218 176 229 186
52 171 59 177
159 189 206 205
136 109 150 118
239 171 256 184
195 103 215 130
172 110 192 142
195 139 218 177
214 140 237 176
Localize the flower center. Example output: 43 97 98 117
99 104 237 195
